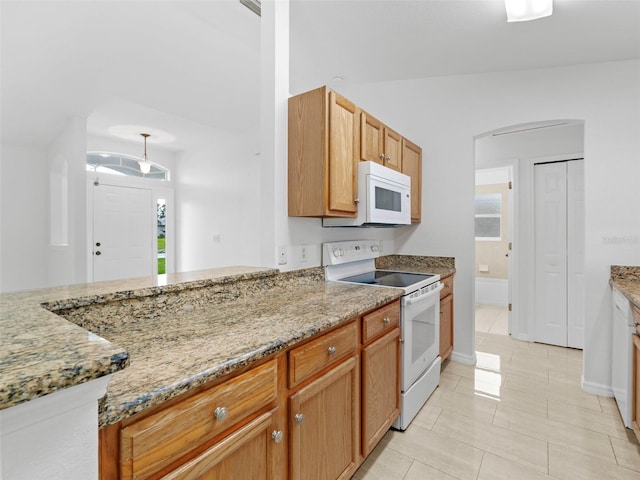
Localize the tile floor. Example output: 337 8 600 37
353 305 640 479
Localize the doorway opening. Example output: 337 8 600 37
474 119 585 345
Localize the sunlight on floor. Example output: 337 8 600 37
353 304 640 480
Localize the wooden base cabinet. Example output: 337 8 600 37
439 274 454 361
289 357 359 480
99 301 402 480
162 409 281 480
361 328 400 456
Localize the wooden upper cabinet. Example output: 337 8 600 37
360 111 384 164
288 86 358 217
383 127 402 172
359 111 401 172
401 138 422 223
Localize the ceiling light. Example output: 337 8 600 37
505 0 553 22
138 133 152 175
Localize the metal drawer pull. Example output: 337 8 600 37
272 430 283 443
327 346 337 355
214 406 228 421
294 413 305 424
383 317 391 325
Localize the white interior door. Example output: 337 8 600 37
93 184 154 282
534 162 568 346
567 160 585 349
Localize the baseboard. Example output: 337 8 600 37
581 376 613 397
450 350 477 366
475 277 508 306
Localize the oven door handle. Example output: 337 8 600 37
405 283 444 305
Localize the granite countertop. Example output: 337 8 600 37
1 265 401 428
376 254 456 278
0 266 278 412
610 265 640 308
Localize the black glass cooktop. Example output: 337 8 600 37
340 270 436 288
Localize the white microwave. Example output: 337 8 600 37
323 161 411 227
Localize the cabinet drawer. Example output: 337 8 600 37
288 322 358 388
120 359 278 480
362 301 400 344
440 275 454 299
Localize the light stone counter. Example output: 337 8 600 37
1 265 401 427
610 265 640 308
376 254 456 278
0 267 277 412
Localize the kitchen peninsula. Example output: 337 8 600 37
0 256 453 479
1 265 402 479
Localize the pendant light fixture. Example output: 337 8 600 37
505 0 553 22
138 133 151 174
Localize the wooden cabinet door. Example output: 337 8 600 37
401 138 422 222
289 356 359 480
328 91 358 215
360 111 384 165
161 409 283 480
439 293 453 360
383 127 402 172
361 328 400 456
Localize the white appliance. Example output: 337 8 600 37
323 240 442 430
322 161 411 227
611 286 635 428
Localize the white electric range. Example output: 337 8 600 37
323 240 442 430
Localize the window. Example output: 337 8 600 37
475 193 502 240
86 152 169 181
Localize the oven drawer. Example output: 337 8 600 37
440 274 453 299
288 322 358 388
362 300 400 344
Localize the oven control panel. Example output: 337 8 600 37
322 240 381 266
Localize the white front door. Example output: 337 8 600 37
92 183 154 282
534 162 568 346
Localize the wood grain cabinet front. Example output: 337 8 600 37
288 356 359 480
288 86 359 218
362 300 400 344
160 409 282 480
439 274 454 361
401 138 422 223
359 110 402 172
288 321 358 388
118 359 279 480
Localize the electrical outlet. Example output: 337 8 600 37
278 246 287 265
300 245 308 263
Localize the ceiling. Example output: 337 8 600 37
1 0 639 152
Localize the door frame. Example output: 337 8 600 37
86 174 174 282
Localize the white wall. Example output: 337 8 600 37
1 118 87 293
174 129 263 271
47 117 87 288
334 60 640 386
0 145 49 292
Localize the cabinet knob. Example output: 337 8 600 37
294 413 305 424
378 153 385 160
386 156 391 162
272 430 283 443
383 317 391 325
214 406 228 421
327 346 337 356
